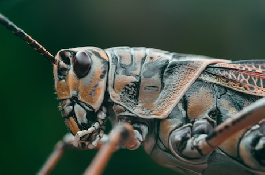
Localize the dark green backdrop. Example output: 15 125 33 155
1 1 265 175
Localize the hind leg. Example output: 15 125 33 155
197 98 265 154
238 119 265 171
196 97 265 173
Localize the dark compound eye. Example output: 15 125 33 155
73 51 92 78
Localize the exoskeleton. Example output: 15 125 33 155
1 13 265 175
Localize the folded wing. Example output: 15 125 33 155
199 60 265 96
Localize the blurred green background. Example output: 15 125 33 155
1 0 265 175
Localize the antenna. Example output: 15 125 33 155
0 13 59 65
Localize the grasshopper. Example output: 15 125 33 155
1 13 265 175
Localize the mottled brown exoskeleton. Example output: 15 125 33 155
1 13 265 175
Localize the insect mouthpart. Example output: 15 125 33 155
59 98 98 134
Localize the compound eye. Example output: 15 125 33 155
73 51 92 78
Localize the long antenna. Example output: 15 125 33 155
0 13 59 65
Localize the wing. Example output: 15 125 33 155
199 60 265 96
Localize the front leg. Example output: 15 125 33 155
84 122 138 175
108 103 151 150
38 133 75 175
116 115 149 150
39 123 137 175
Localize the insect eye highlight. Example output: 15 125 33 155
73 51 92 78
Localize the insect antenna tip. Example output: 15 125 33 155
0 12 59 65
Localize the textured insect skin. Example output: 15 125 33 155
53 46 265 175
1 10 265 175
